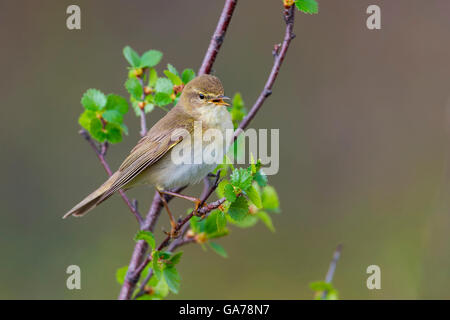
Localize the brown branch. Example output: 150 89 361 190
79 129 143 225
198 0 238 75
321 244 343 299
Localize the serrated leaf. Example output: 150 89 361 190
115 266 128 285
216 210 227 232
257 211 275 232
246 185 262 208
78 110 96 130
89 118 106 142
295 0 318 14
148 68 158 87
189 216 201 233
154 92 172 106
310 281 333 292
125 78 143 100
228 212 258 228
209 242 228 258
140 50 162 68
155 78 173 95
144 103 155 113
105 123 122 143
153 251 162 280
164 70 182 86
181 69 196 84
228 196 249 222
120 123 129 135
134 230 155 250
102 110 123 124
81 89 107 111
216 179 228 198
123 46 141 67
106 94 129 114
261 186 280 212
163 267 180 294
205 211 219 235
230 168 253 191
224 183 237 203
254 170 268 187
168 252 183 266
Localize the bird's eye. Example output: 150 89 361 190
199 93 205 100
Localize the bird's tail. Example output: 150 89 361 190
63 172 120 219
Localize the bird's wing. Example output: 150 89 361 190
98 106 195 201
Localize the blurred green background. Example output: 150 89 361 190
1 0 450 299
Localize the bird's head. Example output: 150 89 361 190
179 74 230 110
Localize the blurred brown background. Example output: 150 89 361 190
1 0 450 299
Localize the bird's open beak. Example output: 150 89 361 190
210 95 230 106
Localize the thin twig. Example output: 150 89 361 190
198 0 238 75
79 129 144 225
322 244 343 299
234 5 295 142
137 77 148 137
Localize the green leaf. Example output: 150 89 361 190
257 211 275 232
140 50 163 68
78 110 96 131
123 46 141 67
168 252 183 266
154 92 172 107
229 212 258 228
181 69 196 84
163 267 180 294
81 89 107 111
246 185 262 208
254 170 268 187
208 242 228 258
134 230 155 250
144 103 155 113
190 216 201 233
106 94 129 114
228 196 249 222
164 70 182 86
230 167 253 191
216 179 228 198
216 210 227 232
148 68 158 87
102 110 123 124
89 118 106 142
295 0 318 14
153 251 162 280
125 78 143 100
167 64 179 76
310 281 333 292
262 186 280 212
115 266 128 285
224 183 237 203
155 78 173 95
105 123 122 144
120 123 129 135
205 211 220 235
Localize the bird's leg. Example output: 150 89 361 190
157 190 180 238
159 190 206 213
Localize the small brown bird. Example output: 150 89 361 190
64 75 232 236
